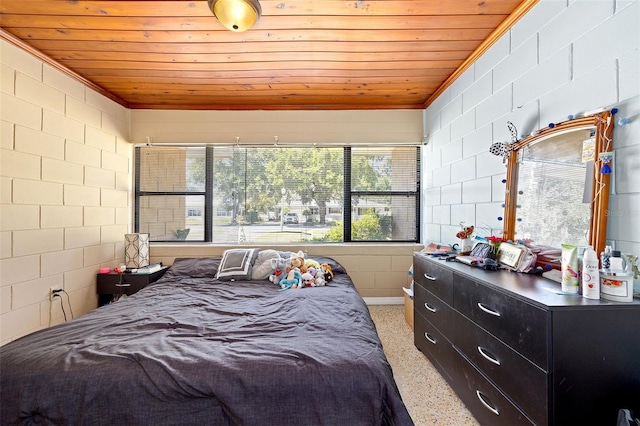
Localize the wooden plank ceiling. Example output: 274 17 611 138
0 0 536 110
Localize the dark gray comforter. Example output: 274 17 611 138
0 257 413 426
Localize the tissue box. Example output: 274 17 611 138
124 233 150 268
404 291 414 330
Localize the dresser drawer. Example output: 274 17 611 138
453 274 548 368
414 310 457 383
453 349 535 426
414 281 454 337
413 254 453 305
454 313 547 425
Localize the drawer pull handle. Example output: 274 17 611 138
477 302 501 317
424 333 437 345
424 303 437 313
476 390 500 416
478 346 501 366
423 273 436 281
115 283 131 287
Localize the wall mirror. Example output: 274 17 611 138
503 111 614 257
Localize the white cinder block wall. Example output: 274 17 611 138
422 0 640 258
0 40 131 344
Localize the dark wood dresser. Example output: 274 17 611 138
413 252 640 426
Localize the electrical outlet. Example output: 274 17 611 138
49 286 62 301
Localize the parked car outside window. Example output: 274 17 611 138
283 212 299 224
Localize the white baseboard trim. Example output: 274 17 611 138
364 297 404 305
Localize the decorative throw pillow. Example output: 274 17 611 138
216 248 259 281
251 249 281 280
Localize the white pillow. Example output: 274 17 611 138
216 248 259 281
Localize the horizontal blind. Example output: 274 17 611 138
137 146 206 241
348 147 419 241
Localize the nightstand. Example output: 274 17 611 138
97 267 168 306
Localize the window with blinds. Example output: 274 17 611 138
135 145 420 243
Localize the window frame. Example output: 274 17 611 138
134 145 420 243
343 147 421 242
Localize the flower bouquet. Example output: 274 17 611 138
485 236 504 260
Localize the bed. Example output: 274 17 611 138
0 252 413 425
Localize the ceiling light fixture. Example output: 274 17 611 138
208 0 262 32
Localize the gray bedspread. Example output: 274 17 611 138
0 257 413 426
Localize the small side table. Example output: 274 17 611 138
97 267 168 307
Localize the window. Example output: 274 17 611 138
135 145 420 243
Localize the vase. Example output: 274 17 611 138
460 238 473 254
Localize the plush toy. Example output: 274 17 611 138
301 272 316 287
290 255 306 274
269 257 289 286
321 263 334 283
306 266 326 287
279 267 303 290
304 258 321 272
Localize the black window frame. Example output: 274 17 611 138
134 145 420 243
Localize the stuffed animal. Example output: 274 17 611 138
301 272 316 287
290 255 306 274
279 267 303 290
304 258 321 272
306 266 326 286
269 257 289 286
321 263 334 283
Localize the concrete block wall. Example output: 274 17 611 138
422 0 640 257
0 39 131 344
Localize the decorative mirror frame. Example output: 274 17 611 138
503 111 614 256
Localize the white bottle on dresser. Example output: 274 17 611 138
582 246 600 300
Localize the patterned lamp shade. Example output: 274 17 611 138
124 233 150 268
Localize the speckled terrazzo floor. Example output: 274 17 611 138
368 304 479 426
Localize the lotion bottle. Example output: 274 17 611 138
609 250 627 273
582 246 600 299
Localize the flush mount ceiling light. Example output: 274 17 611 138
208 0 262 32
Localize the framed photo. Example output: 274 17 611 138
497 242 525 269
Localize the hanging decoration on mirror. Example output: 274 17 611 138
489 121 519 163
599 152 613 174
